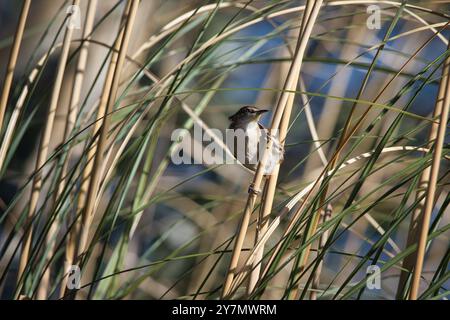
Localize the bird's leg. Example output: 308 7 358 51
278 144 285 163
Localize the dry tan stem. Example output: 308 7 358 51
247 1 316 295
0 47 56 171
222 0 323 298
16 0 80 293
35 0 99 300
72 1 140 297
72 0 132 265
58 0 133 299
409 43 450 300
396 45 450 299
0 0 31 134
397 48 450 299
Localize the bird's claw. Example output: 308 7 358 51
248 183 261 196
265 131 285 163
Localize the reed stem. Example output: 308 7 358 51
35 0 98 299
222 0 323 298
16 0 80 297
70 0 140 299
247 0 316 296
0 0 31 155
409 43 450 300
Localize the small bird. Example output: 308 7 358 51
228 106 284 194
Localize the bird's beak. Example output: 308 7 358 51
257 109 269 114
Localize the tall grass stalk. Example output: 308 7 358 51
247 0 316 295
222 0 323 298
409 42 450 300
69 0 140 298
36 0 99 300
16 0 80 297
0 0 31 137
397 43 450 299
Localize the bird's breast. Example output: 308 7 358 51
244 122 262 162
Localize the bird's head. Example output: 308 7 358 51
228 106 268 124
